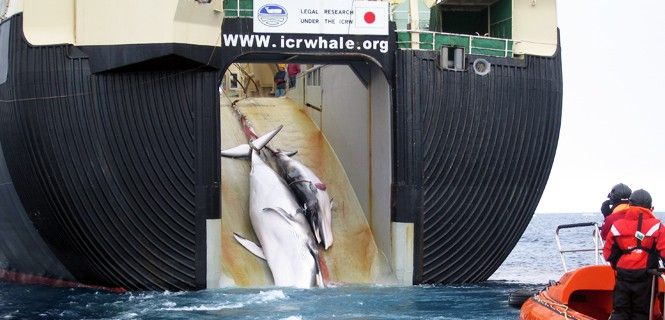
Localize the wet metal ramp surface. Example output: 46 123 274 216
219 97 393 287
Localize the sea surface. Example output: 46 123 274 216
1 213 648 319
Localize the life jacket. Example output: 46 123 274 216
606 207 661 271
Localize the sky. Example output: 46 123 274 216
534 0 665 213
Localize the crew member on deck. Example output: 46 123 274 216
274 64 287 97
600 183 632 239
603 189 665 320
287 63 301 89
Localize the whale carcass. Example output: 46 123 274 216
221 126 324 288
271 150 334 250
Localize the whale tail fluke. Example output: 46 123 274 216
220 144 252 158
221 125 283 158
251 125 283 151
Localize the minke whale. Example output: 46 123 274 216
221 126 325 288
272 151 334 250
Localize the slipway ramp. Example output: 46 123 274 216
219 97 393 287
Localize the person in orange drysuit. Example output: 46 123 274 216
603 189 665 320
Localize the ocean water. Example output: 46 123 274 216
0 213 633 319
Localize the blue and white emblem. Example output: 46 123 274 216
257 4 288 27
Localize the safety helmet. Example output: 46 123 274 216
629 189 652 209
608 183 632 203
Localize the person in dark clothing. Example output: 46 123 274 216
287 64 301 88
274 65 287 97
603 189 665 320
600 183 633 239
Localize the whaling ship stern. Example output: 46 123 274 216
0 0 562 290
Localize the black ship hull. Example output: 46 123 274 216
393 49 562 283
0 14 219 290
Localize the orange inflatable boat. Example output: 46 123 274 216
513 223 665 320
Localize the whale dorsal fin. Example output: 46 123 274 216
281 149 298 157
233 233 266 260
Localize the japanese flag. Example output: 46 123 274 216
350 1 389 35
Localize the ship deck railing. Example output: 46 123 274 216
396 29 514 58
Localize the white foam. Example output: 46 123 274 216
127 293 155 301
153 289 287 313
253 290 287 303
159 303 245 311
281 316 303 320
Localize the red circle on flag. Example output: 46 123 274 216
364 11 376 24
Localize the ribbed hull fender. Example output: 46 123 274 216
0 116 74 280
0 15 220 290
393 47 563 283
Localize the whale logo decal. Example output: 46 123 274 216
257 4 288 27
